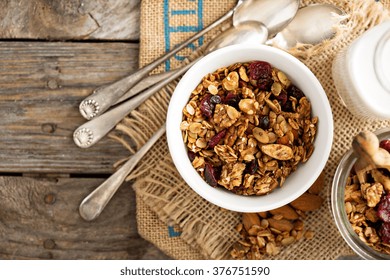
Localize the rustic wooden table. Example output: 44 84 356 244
0 0 169 259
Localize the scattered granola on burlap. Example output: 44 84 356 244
231 173 325 259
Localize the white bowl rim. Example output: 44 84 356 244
166 44 334 213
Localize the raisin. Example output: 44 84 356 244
222 92 240 108
188 151 196 162
377 194 390 223
245 160 258 175
204 162 219 187
282 100 293 112
259 115 270 129
379 140 390 153
207 129 226 149
210 95 221 104
288 85 305 101
200 94 214 119
379 222 390 244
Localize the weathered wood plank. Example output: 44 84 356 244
0 176 169 259
0 41 139 174
0 0 140 41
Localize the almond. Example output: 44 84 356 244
261 144 293 160
258 211 268 219
308 171 325 195
242 213 261 232
276 135 290 145
304 230 315 240
293 219 304 231
253 127 269 143
268 218 294 232
281 236 296 246
270 205 299 220
290 193 323 211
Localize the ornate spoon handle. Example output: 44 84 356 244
79 124 166 221
114 71 176 105
80 70 176 120
78 9 234 120
73 58 198 148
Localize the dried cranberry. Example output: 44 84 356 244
200 94 214 119
379 222 390 244
204 162 219 187
249 61 273 90
259 115 270 129
275 92 288 106
222 92 240 108
239 80 248 88
379 140 390 153
245 160 258 175
188 151 196 162
288 85 305 101
378 194 390 222
207 129 226 149
210 95 221 104
257 78 273 91
249 61 272 80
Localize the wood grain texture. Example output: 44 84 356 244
0 41 138 174
0 0 140 40
0 176 169 259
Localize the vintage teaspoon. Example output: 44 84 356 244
79 125 166 221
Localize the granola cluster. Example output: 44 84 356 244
181 61 318 195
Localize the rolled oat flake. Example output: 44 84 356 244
332 21 390 120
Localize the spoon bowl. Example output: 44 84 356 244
233 0 299 36
206 21 268 53
270 4 346 49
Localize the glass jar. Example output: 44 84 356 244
331 127 390 259
332 21 390 121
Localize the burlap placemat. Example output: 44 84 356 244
111 0 390 259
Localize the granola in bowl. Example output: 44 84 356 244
180 61 318 196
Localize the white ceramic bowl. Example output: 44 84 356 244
166 44 333 213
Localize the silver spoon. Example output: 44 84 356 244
79 125 166 221
268 4 346 49
79 0 299 120
73 21 268 148
112 3 345 107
